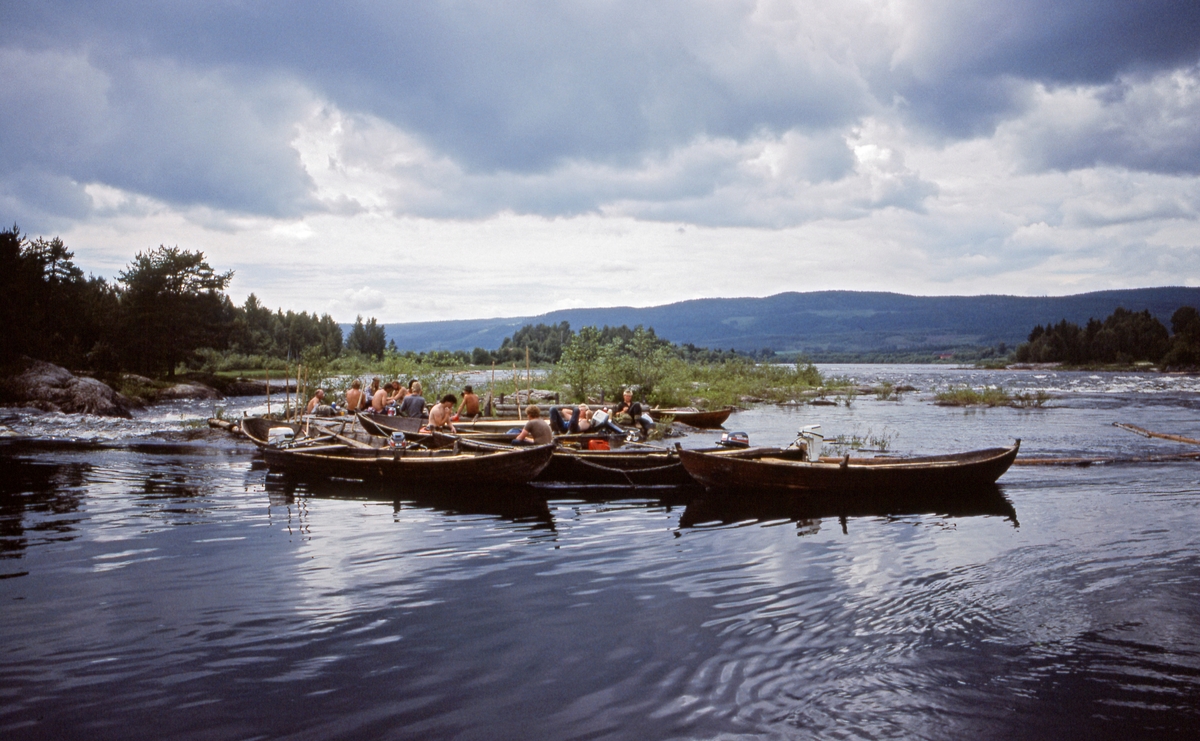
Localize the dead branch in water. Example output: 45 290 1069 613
1016 451 1200 466
1113 423 1200 446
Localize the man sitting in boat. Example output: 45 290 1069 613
513 404 552 445
457 385 480 418
399 381 426 417
427 395 458 433
614 389 653 438
370 382 390 413
305 389 334 416
388 381 407 406
345 380 365 412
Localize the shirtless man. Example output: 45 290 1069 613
575 404 593 432
305 389 326 415
513 405 552 445
371 382 391 413
428 395 458 432
457 385 481 417
345 380 365 411
389 381 407 405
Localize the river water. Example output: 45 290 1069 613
2 365 1199 740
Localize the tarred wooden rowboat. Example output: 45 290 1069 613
356 412 627 449
355 411 425 434
537 447 695 486
240 416 299 446
454 438 699 487
263 442 555 487
647 407 733 429
677 441 1020 493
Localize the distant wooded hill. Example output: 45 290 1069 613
379 288 1200 358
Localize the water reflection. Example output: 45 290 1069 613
264 475 558 530
679 483 1018 531
0 448 89 573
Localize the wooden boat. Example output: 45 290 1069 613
538 447 695 486
263 441 555 487
354 411 425 434
647 406 733 428
452 438 699 487
241 416 298 446
356 413 626 449
450 417 541 433
677 441 1020 493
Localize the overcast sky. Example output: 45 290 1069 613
3 0 1199 322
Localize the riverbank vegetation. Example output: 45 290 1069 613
934 385 1052 408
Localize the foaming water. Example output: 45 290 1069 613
2 366 1200 739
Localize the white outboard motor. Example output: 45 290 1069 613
267 427 295 448
797 425 823 460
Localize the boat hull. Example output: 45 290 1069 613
647 407 733 428
355 412 425 435
678 442 1020 494
264 442 555 488
538 448 696 486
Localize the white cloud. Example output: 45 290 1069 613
330 286 386 315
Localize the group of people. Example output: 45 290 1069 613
305 380 483 422
305 382 651 443
514 389 651 444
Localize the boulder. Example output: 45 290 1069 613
156 382 223 400
2 358 135 418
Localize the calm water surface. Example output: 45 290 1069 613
2 365 1199 740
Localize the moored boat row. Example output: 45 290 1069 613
236 412 1020 497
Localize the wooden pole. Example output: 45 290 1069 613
489 361 496 416
514 363 521 418
266 367 271 417
526 346 531 410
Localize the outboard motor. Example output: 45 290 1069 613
717 431 750 448
267 427 294 448
797 425 823 460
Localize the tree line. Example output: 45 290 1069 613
1 225 762 381
1014 306 1200 368
0 225 387 377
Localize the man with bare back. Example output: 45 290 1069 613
371 382 391 413
345 380 365 411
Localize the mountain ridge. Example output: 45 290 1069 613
377 287 1200 355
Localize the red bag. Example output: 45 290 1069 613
587 439 610 451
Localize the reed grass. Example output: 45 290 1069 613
934 385 1012 407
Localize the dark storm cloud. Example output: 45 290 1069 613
3 0 1200 224
1 0 869 174
0 44 317 220
891 0 1200 138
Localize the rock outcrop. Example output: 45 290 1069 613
155 382 222 401
2 359 135 418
